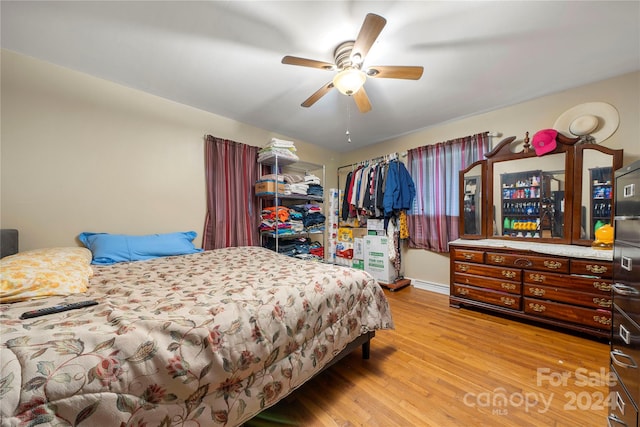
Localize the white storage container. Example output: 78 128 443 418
364 235 396 283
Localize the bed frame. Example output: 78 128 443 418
317 330 375 375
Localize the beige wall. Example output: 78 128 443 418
2 49 638 291
0 50 339 250
338 71 640 289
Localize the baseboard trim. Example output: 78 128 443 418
408 278 449 295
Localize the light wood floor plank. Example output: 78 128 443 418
250 287 610 426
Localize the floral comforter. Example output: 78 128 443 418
0 247 393 426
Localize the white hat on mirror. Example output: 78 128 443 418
553 102 619 144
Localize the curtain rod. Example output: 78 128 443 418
336 131 501 172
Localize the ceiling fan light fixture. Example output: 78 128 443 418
333 68 367 96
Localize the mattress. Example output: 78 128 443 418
0 246 393 426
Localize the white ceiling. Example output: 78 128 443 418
2 1 639 152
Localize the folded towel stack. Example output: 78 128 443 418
258 138 299 163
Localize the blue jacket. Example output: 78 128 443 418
383 160 416 216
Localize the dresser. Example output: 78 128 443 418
609 160 640 427
449 239 613 338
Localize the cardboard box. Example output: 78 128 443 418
338 227 368 242
352 228 368 239
255 180 285 195
364 235 395 283
336 241 353 259
367 219 385 231
353 237 364 259
338 227 353 242
335 256 351 267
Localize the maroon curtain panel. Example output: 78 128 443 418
202 135 260 249
407 132 489 252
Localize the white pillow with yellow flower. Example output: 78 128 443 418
0 247 93 303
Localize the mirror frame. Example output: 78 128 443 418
483 133 578 244
459 160 487 239
571 143 623 246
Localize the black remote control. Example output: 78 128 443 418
20 300 98 319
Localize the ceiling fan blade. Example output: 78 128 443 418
353 87 372 113
282 56 335 70
367 66 424 80
352 13 387 62
301 82 334 107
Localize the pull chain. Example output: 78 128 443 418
346 100 352 143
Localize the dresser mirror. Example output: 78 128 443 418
459 161 486 239
490 153 570 242
470 134 576 244
459 134 624 246
571 143 623 246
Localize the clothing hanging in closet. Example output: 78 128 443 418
341 159 414 222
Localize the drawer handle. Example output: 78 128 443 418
543 260 562 269
501 282 516 291
593 298 612 308
502 270 516 279
500 297 516 306
586 264 608 274
529 287 546 297
514 258 533 267
490 255 505 263
620 324 631 345
594 315 611 326
457 264 470 272
528 303 546 312
612 283 640 296
623 183 635 198
462 253 474 260
616 391 626 417
611 349 638 369
457 288 469 296
593 281 611 292
608 413 628 427
529 273 545 283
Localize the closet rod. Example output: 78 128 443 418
337 151 406 172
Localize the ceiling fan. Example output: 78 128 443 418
282 13 424 113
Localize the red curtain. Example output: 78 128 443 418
202 135 260 249
407 132 489 252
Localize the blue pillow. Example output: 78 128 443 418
78 231 203 265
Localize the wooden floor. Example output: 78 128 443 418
249 286 611 427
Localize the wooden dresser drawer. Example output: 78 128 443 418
451 248 484 263
570 259 613 278
523 298 612 330
523 285 612 309
523 270 612 294
453 261 521 281
454 272 521 295
452 284 521 309
486 252 569 273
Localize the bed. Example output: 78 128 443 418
0 243 393 426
